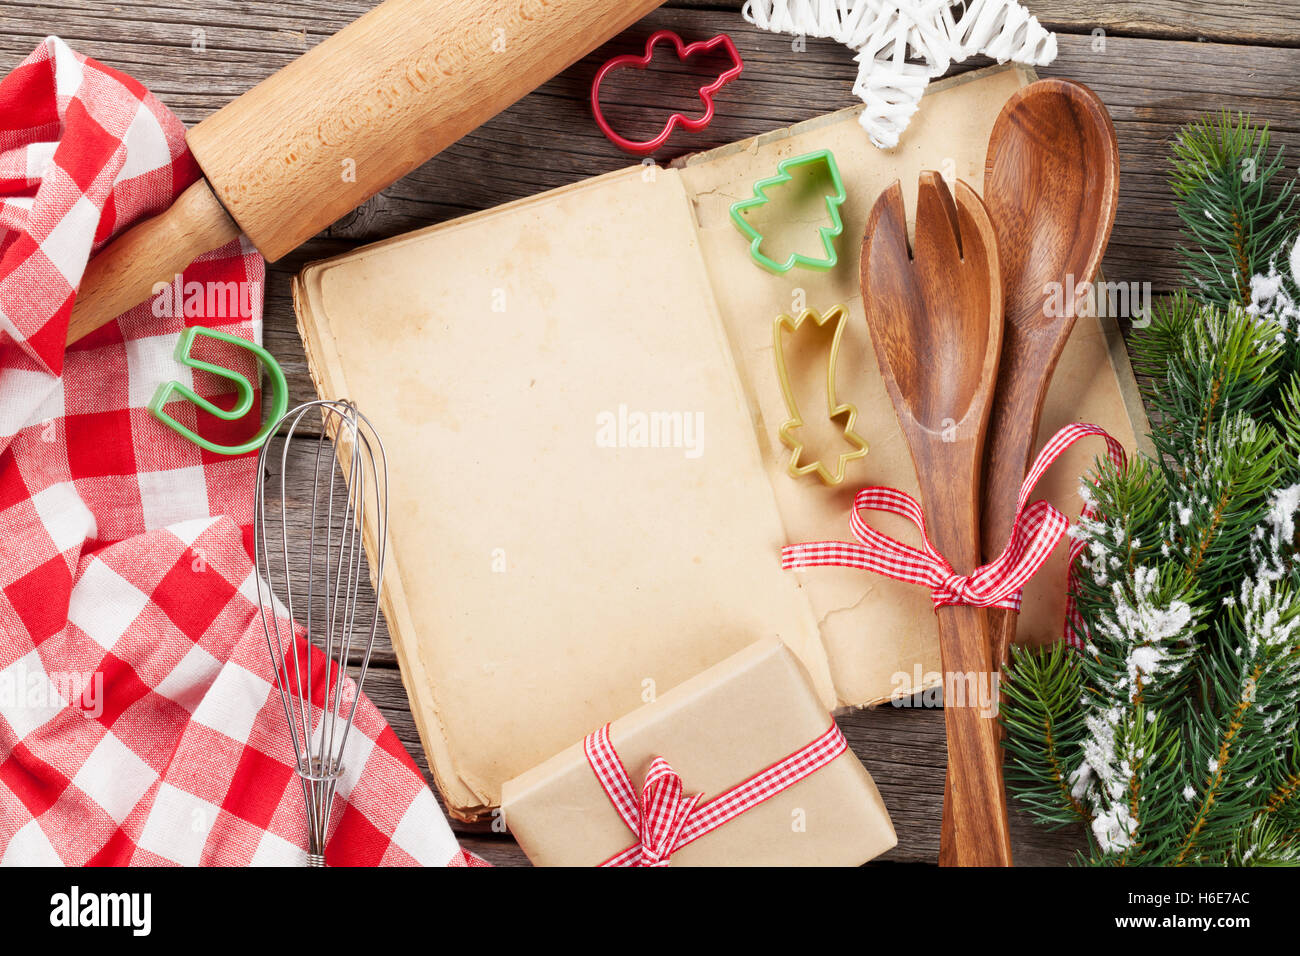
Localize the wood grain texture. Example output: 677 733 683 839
188 0 666 260
4 0 1297 867
244 23 1300 432
861 175 1011 866
5 9 1299 335
62 0 668 337
673 0 1300 46
1009 0 1300 45
980 79 1120 671
363 666 1085 866
268 435 1078 865
67 179 239 343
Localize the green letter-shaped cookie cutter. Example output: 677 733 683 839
148 326 289 456
729 148 847 275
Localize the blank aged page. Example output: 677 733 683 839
295 167 831 816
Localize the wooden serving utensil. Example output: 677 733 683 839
980 79 1120 670
861 172 1012 866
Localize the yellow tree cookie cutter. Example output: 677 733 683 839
774 305 868 485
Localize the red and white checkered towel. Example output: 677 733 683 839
0 37 482 866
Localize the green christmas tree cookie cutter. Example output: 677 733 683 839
729 148 848 274
148 326 289 456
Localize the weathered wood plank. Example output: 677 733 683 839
299 25 1300 293
1040 0 1300 44
676 0 1300 47
265 427 1083 864
5 0 1296 75
254 431 398 663
263 431 1082 865
456 832 531 867
249 25 1300 431
2 0 1278 869
5 2 1298 130
361 666 1085 866
4 9 1296 326
284 24 1299 280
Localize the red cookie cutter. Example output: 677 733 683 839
591 29 744 155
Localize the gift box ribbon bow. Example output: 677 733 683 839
583 722 847 866
782 423 1126 640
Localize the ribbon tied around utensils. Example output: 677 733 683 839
782 423 1126 640
583 721 848 866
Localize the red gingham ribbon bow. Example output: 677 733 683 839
583 721 848 866
782 423 1126 642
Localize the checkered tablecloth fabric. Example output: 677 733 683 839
0 37 480 867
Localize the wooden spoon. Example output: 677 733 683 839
936 80 1120 866
861 173 1012 866
980 80 1120 670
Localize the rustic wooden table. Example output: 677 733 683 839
5 0 1298 866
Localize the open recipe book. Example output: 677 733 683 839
293 65 1148 819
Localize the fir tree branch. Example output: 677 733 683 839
1171 113 1298 309
1001 643 1091 826
1175 662 1263 865
1228 815 1300 865
1080 704 1184 864
1264 771 1300 818
1175 583 1300 865
1275 376 1300 489
1005 108 1300 866
1262 734 1300 825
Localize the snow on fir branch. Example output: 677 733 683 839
1246 235 1300 342
1001 112 1300 866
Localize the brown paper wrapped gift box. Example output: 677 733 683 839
502 639 897 866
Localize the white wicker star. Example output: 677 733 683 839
743 0 1058 148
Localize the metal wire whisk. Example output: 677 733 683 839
254 400 388 867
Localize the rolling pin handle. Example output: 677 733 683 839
66 178 241 345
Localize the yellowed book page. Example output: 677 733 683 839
678 66 1147 707
295 167 831 813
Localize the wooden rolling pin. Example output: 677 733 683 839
68 0 665 343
